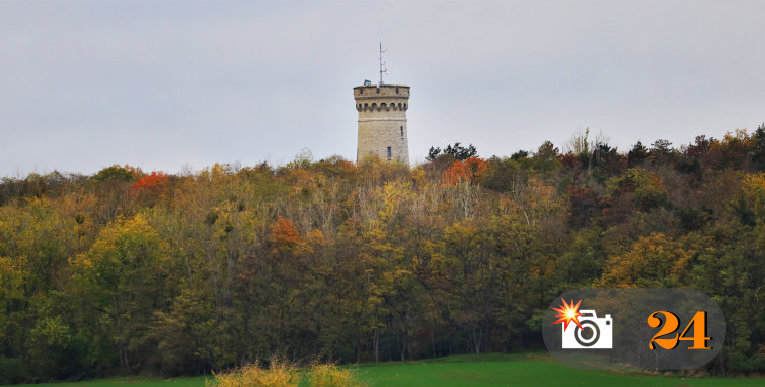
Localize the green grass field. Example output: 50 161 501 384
9 353 765 387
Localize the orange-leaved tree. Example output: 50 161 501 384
130 172 170 206
269 216 312 256
442 157 488 185
131 171 169 191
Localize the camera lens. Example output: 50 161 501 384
575 321 600 347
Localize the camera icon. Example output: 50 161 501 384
561 310 613 349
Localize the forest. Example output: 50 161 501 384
2 127 765 383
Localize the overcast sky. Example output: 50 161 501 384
1 0 763 177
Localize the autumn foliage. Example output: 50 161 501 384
442 157 488 184
131 171 169 191
269 216 315 255
3 126 765 382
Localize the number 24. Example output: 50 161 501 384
647 311 711 350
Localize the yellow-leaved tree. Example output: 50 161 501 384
69 213 171 371
600 232 702 288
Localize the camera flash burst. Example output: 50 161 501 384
551 298 583 331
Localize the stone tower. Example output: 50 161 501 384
354 82 410 164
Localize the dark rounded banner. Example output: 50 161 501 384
542 289 725 370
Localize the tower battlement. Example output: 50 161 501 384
353 84 410 98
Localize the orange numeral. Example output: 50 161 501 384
678 311 711 349
648 311 679 349
648 310 711 350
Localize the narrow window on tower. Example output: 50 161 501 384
400 126 403 138
387 146 392 160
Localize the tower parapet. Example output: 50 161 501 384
354 83 410 164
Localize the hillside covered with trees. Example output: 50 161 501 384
2 127 765 382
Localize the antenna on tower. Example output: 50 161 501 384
378 42 387 87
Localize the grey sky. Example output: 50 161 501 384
1 0 763 177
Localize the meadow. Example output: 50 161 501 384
9 353 765 387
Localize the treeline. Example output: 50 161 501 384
2 127 765 382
